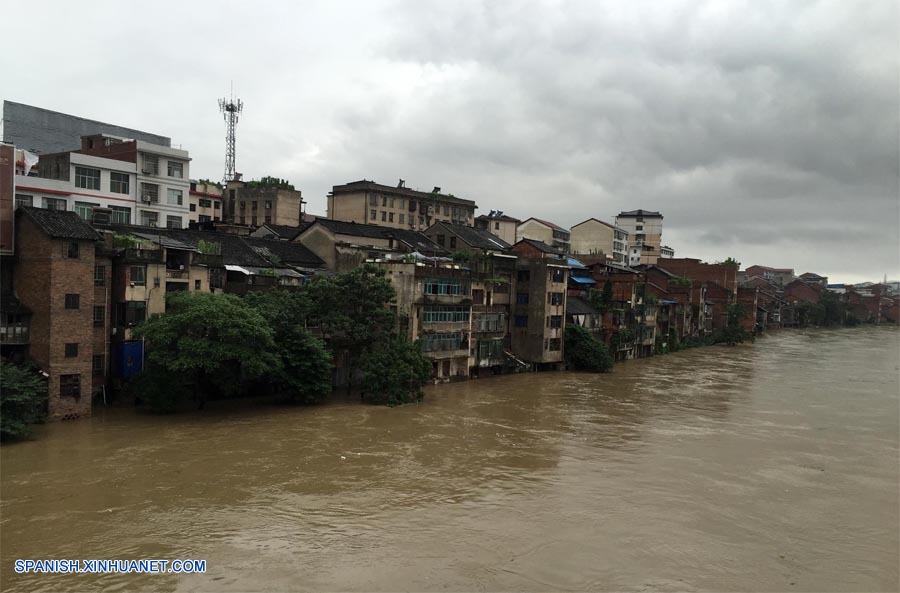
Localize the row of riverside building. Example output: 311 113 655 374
2 101 897 421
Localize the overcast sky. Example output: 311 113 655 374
2 0 897 283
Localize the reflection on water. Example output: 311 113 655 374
2 327 898 592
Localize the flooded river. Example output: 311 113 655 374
2 327 898 592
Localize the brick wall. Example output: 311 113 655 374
14 215 96 419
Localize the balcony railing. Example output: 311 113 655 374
0 325 29 345
124 248 164 264
166 269 189 280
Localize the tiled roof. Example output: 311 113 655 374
617 209 662 218
432 222 511 251
566 296 599 316
331 179 477 206
514 238 564 255
311 219 447 254
18 207 102 241
476 213 520 223
570 217 618 230
258 223 310 241
243 237 323 267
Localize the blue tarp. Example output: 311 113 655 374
570 276 596 284
567 257 588 269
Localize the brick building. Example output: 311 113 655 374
13 207 107 419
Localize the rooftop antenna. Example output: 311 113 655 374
218 82 243 183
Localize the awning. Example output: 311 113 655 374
567 257 588 269
225 265 250 275
570 276 596 284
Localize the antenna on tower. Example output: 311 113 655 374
218 85 243 183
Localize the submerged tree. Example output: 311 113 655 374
361 336 432 406
0 361 47 440
564 325 613 372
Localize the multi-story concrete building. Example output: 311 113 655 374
509 239 569 369
516 218 571 253
327 179 477 232
743 265 796 288
189 180 223 223
475 211 519 245
660 245 675 258
569 218 627 262
615 209 664 266
223 178 302 228
12 207 108 419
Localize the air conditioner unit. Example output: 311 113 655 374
148 222 157 228
141 195 153 203
141 168 155 175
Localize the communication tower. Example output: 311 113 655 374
218 93 243 183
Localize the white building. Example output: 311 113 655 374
134 140 191 228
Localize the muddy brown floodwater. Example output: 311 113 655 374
1 327 898 592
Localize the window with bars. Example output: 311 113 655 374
94 265 106 286
15 194 33 208
424 278 466 296
141 154 159 175
110 172 129 194
110 206 130 224
65 242 80 259
93 305 105 326
74 202 97 221
43 197 66 211
65 343 79 357
92 354 105 374
75 167 100 190
548 292 564 306
420 332 466 352
423 306 470 323
166 216 182 229
65 294 80 309
548 315 563 329
130 266 146 285
167 161 183 178
140 183 159 203
59 374 81 398
551 268 566 283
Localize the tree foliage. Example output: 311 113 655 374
361 337 432 406
717 302 749 345
564 325 613 372
1 361 47 440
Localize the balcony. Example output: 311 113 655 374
193 253 223 267
0 325 29 345
123 248 164 264
166 268 189 280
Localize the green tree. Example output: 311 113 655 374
307 265 396 390
361 336 432 406
1 361 48 440
718 302 749 345
819 291 847 326
245 290 332 404
135 292 279 408
564 325 613 372
131 364 191 414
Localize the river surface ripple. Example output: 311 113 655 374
1 327 898 592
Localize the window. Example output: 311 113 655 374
390 197 395 208
120 301 147 326
436 234 446 247
251 201 258 211
548 292 564 306
94 265 106 286
59 374 81 398
214 201 220 210
110 172 129 194
382 196 387 207
43 197 66 211
420 332 466 352
472 289 484 305
370 209 377 220
369 194 377 205
130 266 146 285
636 225 643 231
167 189 183 206
141 154 159 175
551 268 565 283
199 198 211 208
443 205 450 216
65 294 80 309
549 338 562 351
264 215 271 224
74 202 97 221
517 270 530 282
15 194 33 208
381 211 387 222
495 222 500 230
65 242 80 259
65 343 79 358
189 203 196 212
419 215 424 226
548 315 563 329
75 166 100 190
424 278 466 296
166 215 182 229
110 206 131 224
251 216 257 226
476 313 504 332
239 216 245 225
265 201 272 209
450 237 457 248
516 292 529 305
140 211 158 227
399 213 405 225
400 199 406 209
92 354 105 374
140 183 159 203
423 306 470 323
93 305 105 326
167 161 183 178
389 212 394 222
199 215 211 223
194 279 201 290
514 315 528 328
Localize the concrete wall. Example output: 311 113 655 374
570 219 614 256
329 187 476 231
3 101 170 154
